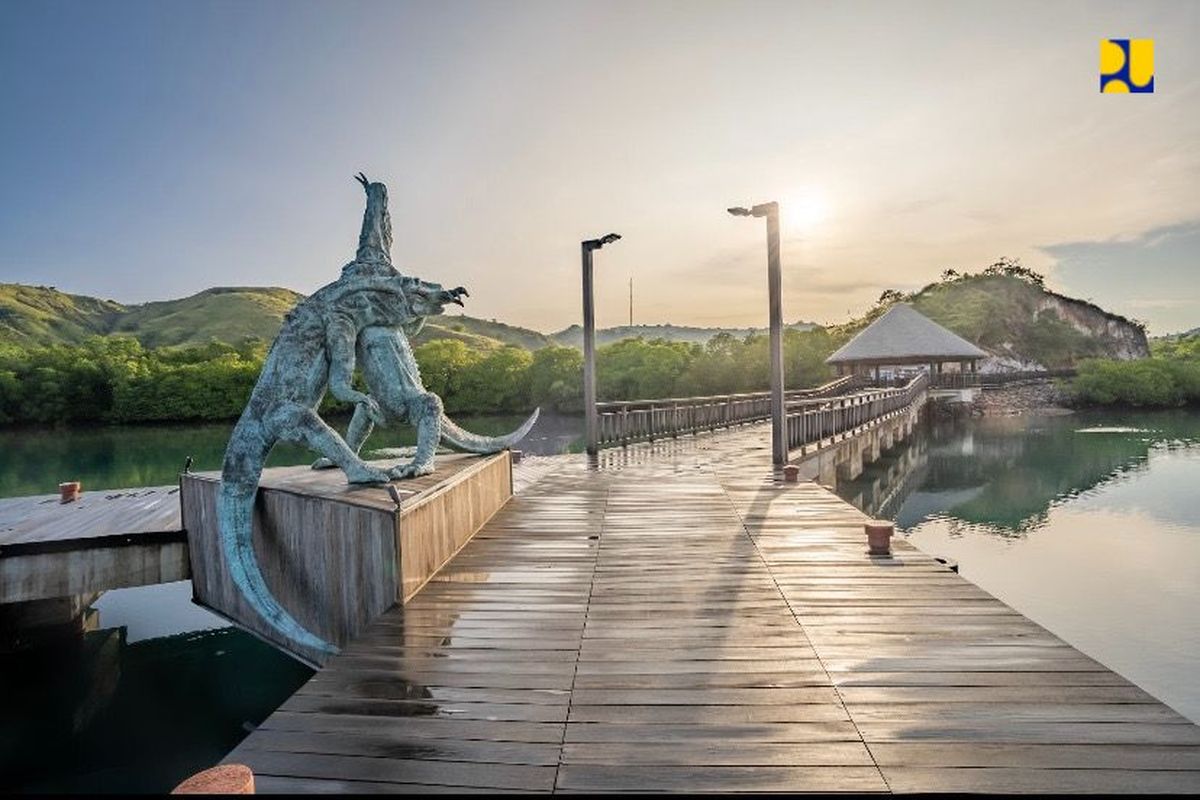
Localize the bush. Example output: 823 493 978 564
528 346 583 413
1071 358 1200 407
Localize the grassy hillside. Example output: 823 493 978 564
437 313 553 349
830 265 1150 369
109 287 304 347
413 322 510 350
0 284 123 346
0 283 547 352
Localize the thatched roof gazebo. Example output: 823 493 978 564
826 304 987 384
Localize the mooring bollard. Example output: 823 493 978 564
172 764 255 794
865 520 893 556
782 464 800 483
510 449 523 465
59 481 81 504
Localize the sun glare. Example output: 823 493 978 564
782 189 830 233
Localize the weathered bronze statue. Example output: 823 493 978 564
217 174 536 654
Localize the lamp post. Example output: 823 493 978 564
582 233 621 456
728 201 787 467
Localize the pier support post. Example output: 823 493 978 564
836 445 863 482
867 431 882 464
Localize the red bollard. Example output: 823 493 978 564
865 520 893 556
172 764 255 794
782 464 800 483
59 481 81 503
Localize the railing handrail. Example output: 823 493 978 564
591 374 932 451
786 381 918 409
783 373 929 457
595 376 856 413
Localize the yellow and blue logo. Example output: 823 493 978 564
1101 39 1153 93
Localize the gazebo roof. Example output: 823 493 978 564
826 304 988 365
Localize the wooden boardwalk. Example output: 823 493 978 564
0 485 182 554
0 485 187 603
226 427 1200 793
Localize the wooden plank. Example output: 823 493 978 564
253 775 494 794
237 728 561 766
257 711 565 743
881 767 1200 794
869 742 1200 769
236 750 556 791
554 764 888 793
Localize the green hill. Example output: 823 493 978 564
435 313 553 349
109 287 305 347
0 284 123 346
831 266 1151 369
0 283 547 352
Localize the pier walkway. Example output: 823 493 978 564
225 426 1200 793
0 485 186 604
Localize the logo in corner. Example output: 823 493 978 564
1101 39 1154 93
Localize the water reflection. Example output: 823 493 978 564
0 619 310 793
842 411 1200 535
0 412 584 499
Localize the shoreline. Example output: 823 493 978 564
972 379 1075 416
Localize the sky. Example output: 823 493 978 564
1 0 1198 334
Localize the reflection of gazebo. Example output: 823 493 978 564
826 304 987 385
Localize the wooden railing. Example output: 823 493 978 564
785 373 929 456
931 372 981 390
874 373 980 390
977 368 1076 386
595 376 858 448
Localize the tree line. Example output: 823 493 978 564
1070 335 1200 408
0 329 847 426
5 326 1197 424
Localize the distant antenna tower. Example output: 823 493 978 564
629 277 634 327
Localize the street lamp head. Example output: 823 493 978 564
728 202 777 219
583 233 622 251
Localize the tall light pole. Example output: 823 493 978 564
728 201 787 467
582 233 621 456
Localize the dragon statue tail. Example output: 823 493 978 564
218 432 337 656
439 408 540 454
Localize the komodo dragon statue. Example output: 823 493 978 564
310 173 538 478
219 272 468 654
218 173 538 655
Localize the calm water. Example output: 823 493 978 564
0 411 583 497
0 412 583 792
837 409 1200 724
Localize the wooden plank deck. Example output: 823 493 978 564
0 485 188 603
0 485 182 555
226 426 1200 793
